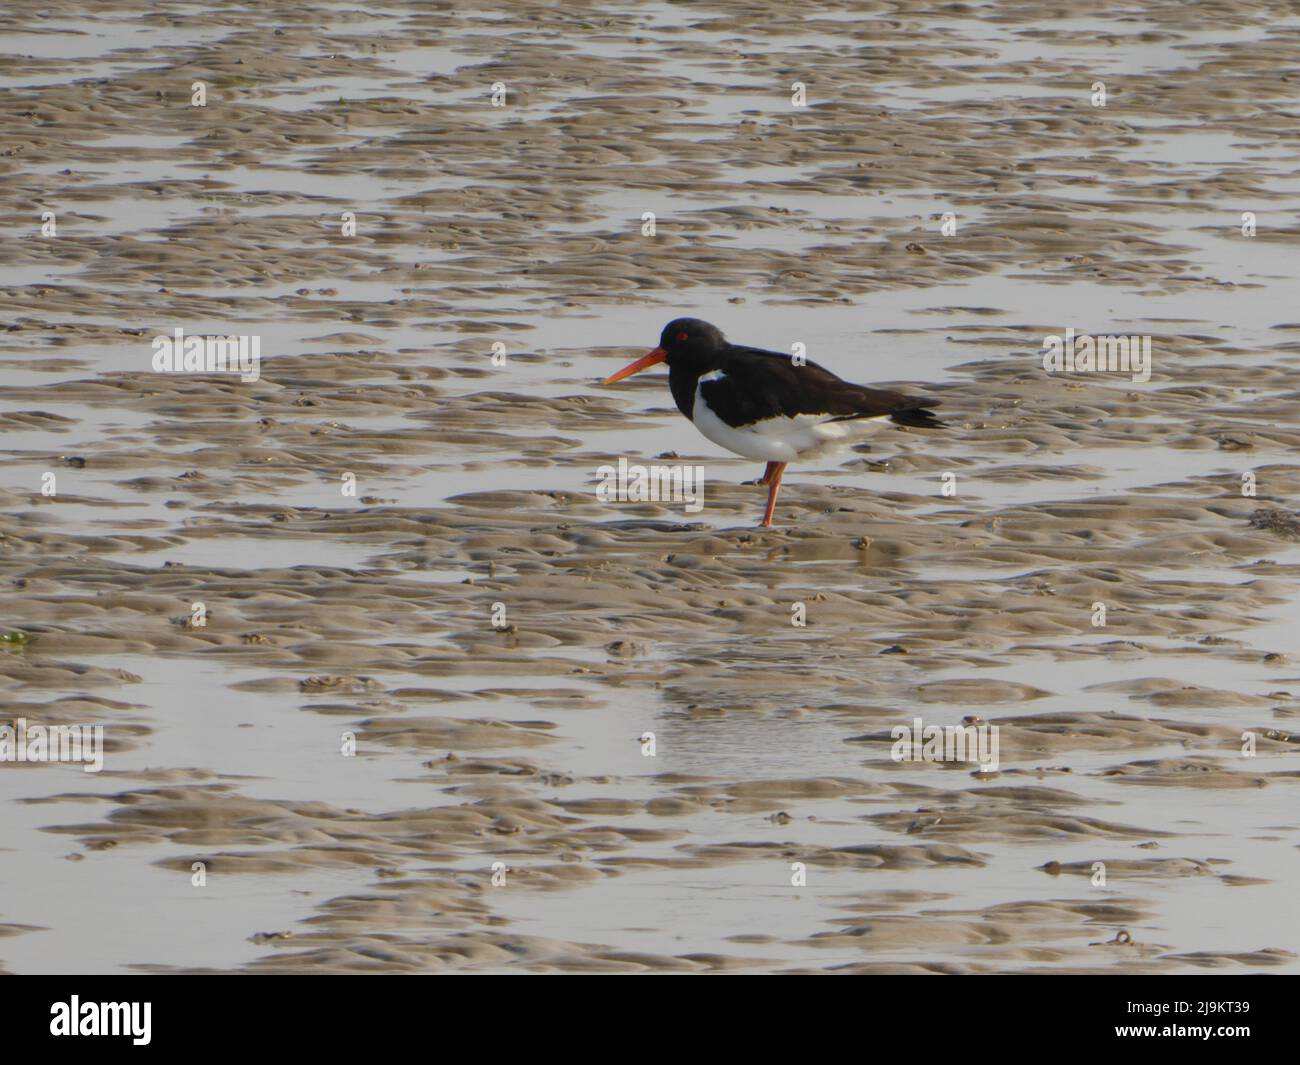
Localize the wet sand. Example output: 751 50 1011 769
2 0 1300 973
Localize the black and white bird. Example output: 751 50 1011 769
602 318 943 527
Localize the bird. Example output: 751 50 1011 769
601 318 943 527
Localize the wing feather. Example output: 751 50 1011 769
701 347 941 428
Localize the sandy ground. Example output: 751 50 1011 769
2 0 1300 973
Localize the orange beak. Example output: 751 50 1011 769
602 347 666 385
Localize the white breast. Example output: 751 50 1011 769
691 371 888 463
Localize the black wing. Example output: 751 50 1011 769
702 346 942 428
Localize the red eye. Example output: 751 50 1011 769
676 331 688 342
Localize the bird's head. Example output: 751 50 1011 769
602 318 727 383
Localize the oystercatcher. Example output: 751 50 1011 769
602 318 943 527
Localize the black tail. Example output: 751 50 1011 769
889 402 944 429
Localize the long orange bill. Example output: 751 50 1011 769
603 347 666 384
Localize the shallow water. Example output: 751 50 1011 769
2 0 1299 974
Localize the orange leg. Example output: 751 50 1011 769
758 461 780 485
760 462 786 527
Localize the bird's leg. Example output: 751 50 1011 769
758 461 779 485
759 463 786 527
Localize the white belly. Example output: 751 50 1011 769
692 379 888 463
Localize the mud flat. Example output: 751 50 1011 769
1 0 1299 973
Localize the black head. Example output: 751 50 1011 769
602 318 728 386
659 318 727 365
